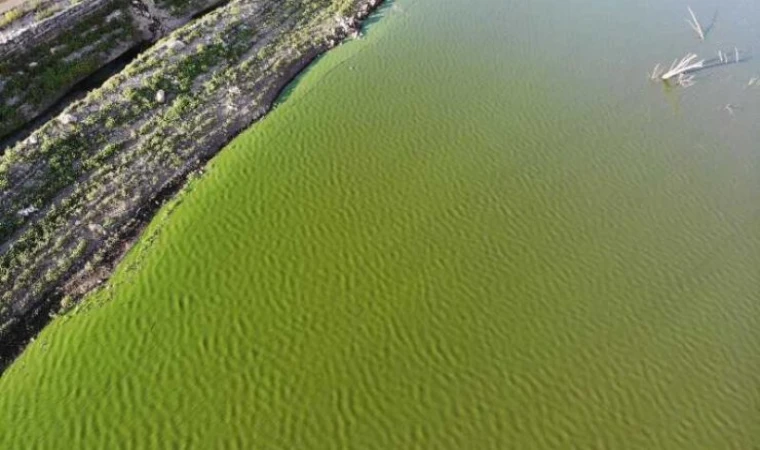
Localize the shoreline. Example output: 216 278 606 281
0 0 385 373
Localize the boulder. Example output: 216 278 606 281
168 39 186 51
87 223 106 235
17 206 38 217
105 10 123 23
59 113 77 125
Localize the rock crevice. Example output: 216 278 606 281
0 0 227 141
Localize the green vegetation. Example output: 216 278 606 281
0 8 24 27
34 4 61 21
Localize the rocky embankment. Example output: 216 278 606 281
0 0 227 141
0 0 382 364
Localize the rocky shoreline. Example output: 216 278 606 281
0 0 229 141
0 0 384 370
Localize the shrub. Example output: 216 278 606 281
34 6 60 21
60 295 74 311
0 8 23 28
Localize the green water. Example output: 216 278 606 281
2 0 760 447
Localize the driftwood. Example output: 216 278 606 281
652 48 746 88
676 73 696 88
648 63 662 80
647 8 748 91
686 6 705 41
649 53 704 87
661 53 704 81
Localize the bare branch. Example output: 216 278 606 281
661 53 705 80
677 73 696 88
649 63 662 80
687 6 705 41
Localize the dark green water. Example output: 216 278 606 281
1 0 759 447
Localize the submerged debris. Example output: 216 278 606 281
660 53 704 84
647 8 750 90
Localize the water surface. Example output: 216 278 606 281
1 0 759 447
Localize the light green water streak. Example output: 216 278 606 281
1 0 759 447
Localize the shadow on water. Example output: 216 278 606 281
362 0 396 29
275 0 398 108
659 52 752 85
703 10 718 38
274 54 327 107
0 296 59 373
658 51 751 116
695 53 751 75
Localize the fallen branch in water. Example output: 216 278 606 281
686 6 705 41
648 63 662 80
661 53 704 81
677 73 696 88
